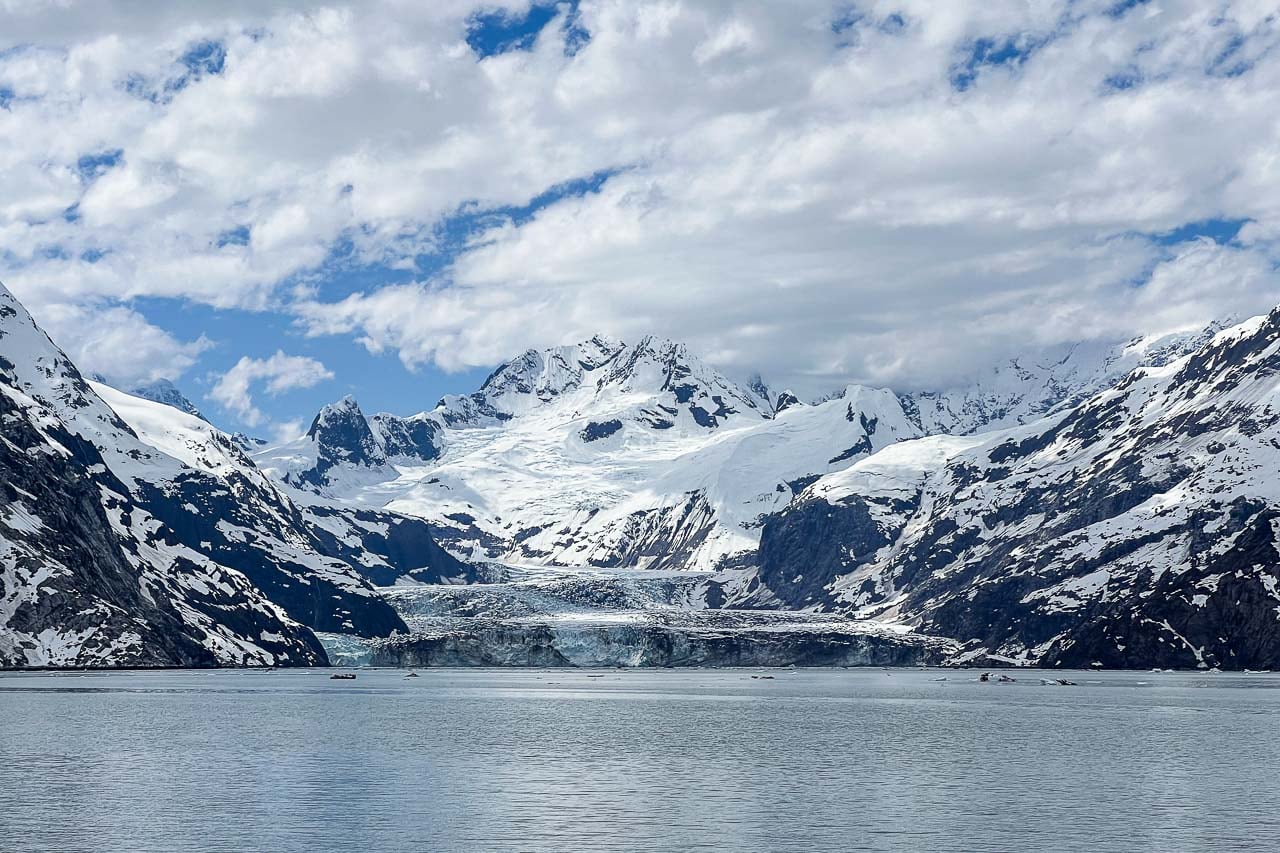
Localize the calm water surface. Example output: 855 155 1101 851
1 668 1278 852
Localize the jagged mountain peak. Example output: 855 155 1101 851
295 395 386 485
231 432 269 452
0 284 148 454
773 389 803 413
261 394 442 490
313 393 363 419
746 373 772 405
0 284 339 666
432 333 769 432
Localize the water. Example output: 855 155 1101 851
2 668 1278 852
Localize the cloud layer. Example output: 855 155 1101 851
2 0 1278 406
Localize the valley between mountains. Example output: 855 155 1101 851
3 279 1278 670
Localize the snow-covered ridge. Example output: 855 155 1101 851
6 269 1275 670
256 339 920 572
0 283 323 667
256 322 1221 580
128 378 207 422
0 282 474 668
756 307 1280 669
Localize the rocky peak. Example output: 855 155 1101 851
296 396 387 486
368 412 442 462
900 320 1232 436
596 335 770 429
440 336 628 428
774 389 803 414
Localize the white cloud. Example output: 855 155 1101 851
0 0 1278 400
210 350 333 426
30 301 210 387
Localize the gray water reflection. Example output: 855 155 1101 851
1 668 1278 852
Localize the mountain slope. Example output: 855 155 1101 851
757 311 1280 669
94 385 473 617
0 285 325 667
257 339 919 573
902 323 1230 435
129 378 207 422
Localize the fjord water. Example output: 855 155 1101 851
1 669 1277 852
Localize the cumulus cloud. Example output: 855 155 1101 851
30 301 210 387
210 350 333 426
2 0 1279 401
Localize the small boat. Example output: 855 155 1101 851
997 674 1016 683
404 672 419 678
979 672 991 682
329 673 357 680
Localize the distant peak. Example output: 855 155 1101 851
129 378 208 422
583 333 625 351
774 389 803 413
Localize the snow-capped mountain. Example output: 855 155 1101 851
0 283 469 667
902 322 1232 435
268 396 442 491
0 285 323 667
755 311 1280 669
256 337 917 573
260 325 1222 582
13 261 1265 671
242 316 1280 670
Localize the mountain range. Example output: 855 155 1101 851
3 279 1277 669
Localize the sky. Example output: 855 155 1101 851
1 0 1279 440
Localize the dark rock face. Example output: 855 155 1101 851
757 494 912 610
0 283 482 667
580 419 623 442
773 390 803 413
1043 500 1280 670
294 397 387 487
587 492 719 569
288 399 442 489
133 473 408 637
756 309 1280 670
369 413 441 461
303 504 475 587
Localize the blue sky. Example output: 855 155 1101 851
134 160 620 429
2 0 1278 439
